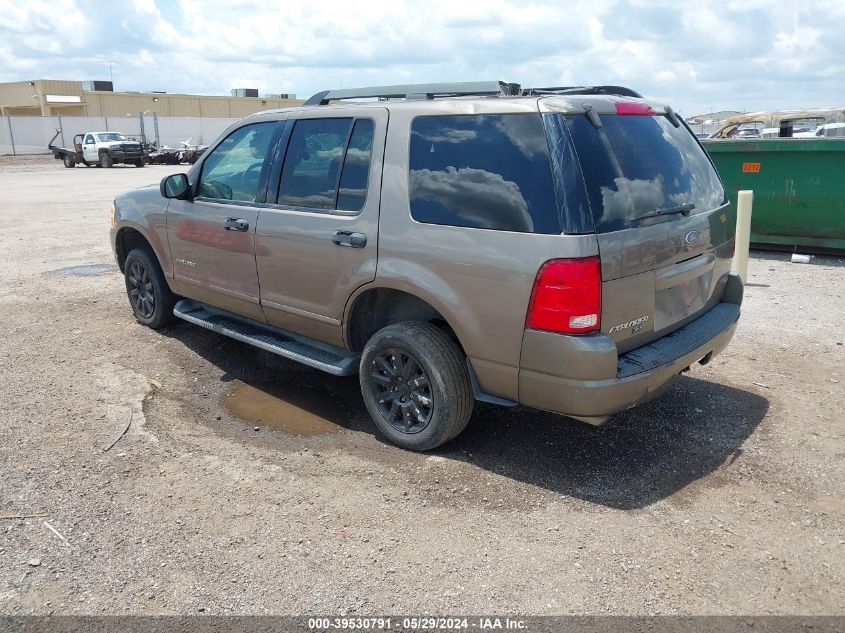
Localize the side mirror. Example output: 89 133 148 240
161 173 191 200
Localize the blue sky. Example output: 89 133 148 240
0 0 843 117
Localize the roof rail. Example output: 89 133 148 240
304 81 521 106
523 85 643 98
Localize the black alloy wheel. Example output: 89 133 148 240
368 348 434 434
127 260 155 320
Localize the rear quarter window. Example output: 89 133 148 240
408 114 561 234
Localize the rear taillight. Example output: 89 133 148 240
615 102 656 116
727 236 736 258
525 257 602 334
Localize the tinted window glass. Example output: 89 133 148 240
279 118 353 210
558 114 725 233
336 119 374 212
97 132 128 142
199 122 276 202
408 114 560 234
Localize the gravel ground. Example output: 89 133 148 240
0 156 842 616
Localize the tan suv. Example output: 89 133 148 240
110 80 743 451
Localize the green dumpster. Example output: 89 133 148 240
702 138 845 252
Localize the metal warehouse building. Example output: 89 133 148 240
0 79 303 117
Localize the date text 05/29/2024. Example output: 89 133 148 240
307 616 528 630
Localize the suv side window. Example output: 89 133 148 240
277 118 375 212
198 122 276 203
85 134 94 144
337 119 375 212
408 114 560 234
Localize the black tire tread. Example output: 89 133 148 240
124 246 177 329
407 322 473 443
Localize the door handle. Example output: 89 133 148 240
332 231 367 248
224 217 249 232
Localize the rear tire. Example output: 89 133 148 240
62 154 75 168
359 322 474 451
100 151 114 168
124 247 177 329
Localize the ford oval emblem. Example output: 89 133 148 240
684 230 700 247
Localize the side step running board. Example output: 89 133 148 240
172 299 359 376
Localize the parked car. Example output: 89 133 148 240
50 131 145 168
813 122 845 138
110 80 742 450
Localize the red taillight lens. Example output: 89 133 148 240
615 102 656 116
525 257 602 334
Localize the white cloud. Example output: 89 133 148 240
0 0 843 115
410 166 533 232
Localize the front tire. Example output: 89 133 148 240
100 151 114 168
360 322 474 451
124 248 177 329
134 159 145 167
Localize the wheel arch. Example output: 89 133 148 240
114 225 164 274
343 283 476 358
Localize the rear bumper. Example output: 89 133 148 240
518 272 743 424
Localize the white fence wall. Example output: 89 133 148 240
0 115 239 155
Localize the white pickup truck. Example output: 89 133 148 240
49 131 145 168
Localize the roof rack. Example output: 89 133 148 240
522 85 643 98
303 80 521 106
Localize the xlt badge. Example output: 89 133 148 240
608 315 650 335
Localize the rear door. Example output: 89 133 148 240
255 108 387 345
166 120 282 322
545 106 733 352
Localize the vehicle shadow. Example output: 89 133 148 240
158 322 374 433
446 375 769 510
161 321 769 510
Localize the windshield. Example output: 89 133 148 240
545 113 725 233
96 133 130 142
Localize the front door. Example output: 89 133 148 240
82 134 98 162
167 120 281 322
255 109 387 346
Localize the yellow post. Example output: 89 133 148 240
733 190 753 283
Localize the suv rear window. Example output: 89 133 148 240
546 113 725 234
409 114 561 234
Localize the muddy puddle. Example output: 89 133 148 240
45 263 117 277
221 380 351 436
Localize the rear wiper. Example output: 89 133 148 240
633 202 695 222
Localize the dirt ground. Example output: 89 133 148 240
0 155 842 616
